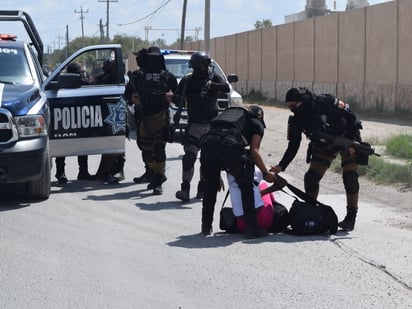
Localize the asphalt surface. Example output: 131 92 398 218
0 106 411 308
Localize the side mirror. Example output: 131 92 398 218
58 73 82 89
227 74 239 84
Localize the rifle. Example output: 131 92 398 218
309 131 380 165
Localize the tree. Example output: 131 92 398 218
254 19 273 29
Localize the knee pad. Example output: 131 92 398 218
343 171 359 194
153 143 166 162
183 152 197 171
304 169 321 193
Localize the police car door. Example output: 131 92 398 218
43 45 126 158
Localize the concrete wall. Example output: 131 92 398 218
181 0 411 112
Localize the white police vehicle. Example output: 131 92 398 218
162 50 243 140
0 10 126 199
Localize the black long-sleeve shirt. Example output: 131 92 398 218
174 70 230 124
278 94 360 170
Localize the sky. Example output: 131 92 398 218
1 0 390 51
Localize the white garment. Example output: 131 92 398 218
227 167 264 217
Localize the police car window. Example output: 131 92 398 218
0 47 32 85
164 59 192 79
67 49 117 86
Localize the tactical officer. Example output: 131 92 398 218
173 51 230 202
125 46 177 195
271 87 362 231
125 48 154 185
199 105 276 238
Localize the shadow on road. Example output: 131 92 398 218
167 231 352 249
137 200 196 211
0 183 45 211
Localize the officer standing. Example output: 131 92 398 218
125 46 177 195
199 105 276 238
271 87 362 231
174 51 230 202
125 48 154 185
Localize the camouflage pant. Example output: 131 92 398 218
138 109 169 177
305 147 359 209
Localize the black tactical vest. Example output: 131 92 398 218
134 70 170 114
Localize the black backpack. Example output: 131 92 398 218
287 199 338 235
277 177 338 235
269 201 290 233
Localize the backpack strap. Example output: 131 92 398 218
220 190 230 210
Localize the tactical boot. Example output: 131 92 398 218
195 180 206 199
55 172 68 184
176 181 190 202
244 226 268 239
113 170 125 181
147 174 167 190
55 158 67 183
133 168 153 184
151 173 164 195
77 155 94 180
77 172 95 180
338 207 358 231
201 224 213 236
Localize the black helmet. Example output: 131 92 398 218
147 45 161 56
134 48 148 68
285 87 303 103
189 51 211 71
249 105 266 128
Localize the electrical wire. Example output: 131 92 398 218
116 0 172 26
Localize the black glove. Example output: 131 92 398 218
200 80 212 97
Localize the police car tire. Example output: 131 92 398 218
27 147 51 200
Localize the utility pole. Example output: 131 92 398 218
180 0 188 49
55 34 64 50
65 25 69 58
99 19 105 43
75 6 89 44
194 27 202 41
144 26 152 42
98 0 118 42
204 0 210 52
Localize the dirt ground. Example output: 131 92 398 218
261 106 412 230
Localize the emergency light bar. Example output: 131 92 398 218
161 49 207 55
0 34 17 41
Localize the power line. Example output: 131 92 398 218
117 0 172 26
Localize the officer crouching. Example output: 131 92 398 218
199 106 276 238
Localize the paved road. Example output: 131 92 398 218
1 106 411 308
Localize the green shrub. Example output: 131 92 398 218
359 156 412 185
386 134 412 160
330 140 412 187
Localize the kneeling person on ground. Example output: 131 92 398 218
200 105 276 238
